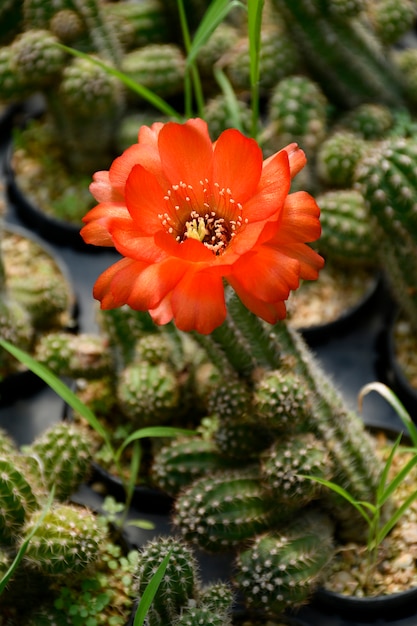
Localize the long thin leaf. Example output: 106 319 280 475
0 339 112 449
115 426 195 461
213 66 244 133
133 550 172 626
0 486 55 595
359 382 417 447
187 0 244 66
379 453 417 506
376 434 402 504
300 474 372 525
375 487 417 547
56 44 182 120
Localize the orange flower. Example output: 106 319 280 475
81 119 324 334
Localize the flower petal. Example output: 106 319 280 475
171 270 227 334
242 150 290 223
125 164 166 234
93 258 146 308
90 171 124 203
81 203 130 246
158 121 213 191
212 129 262 204
230 286 288 324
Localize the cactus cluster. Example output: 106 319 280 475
134 536 234 626
0 226 76 379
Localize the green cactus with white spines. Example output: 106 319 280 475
35 332 112 379
337 102 395 140
21 503 104 577
266 75 328 158
173 607 232 626
117 360 180 426
199 581 234 614
393 48 417 106
25 422 93 501
354 136 417 331
0 298 32 377
315 188 377 265
234 509 335 615
173 467 289 552
316 129 369 187
135 536 199 626
253 368 312 434
151 437 239 497
9 29 66 90
271 0 407 109
226 23 301 94
0 456 38 543
261 432 332 505
203 93 252 140
102 0 171 51
367 0 416 45
213 416 274 460
120 43 186 101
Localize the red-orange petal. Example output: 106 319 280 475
109 143 164 195
230 246 301 303
90 171 124 203
93 258 145 308
170 269 227 334
229 283 288 324
242 150 290 223
124 164 166 234
158 121 213 192
212 129 262 204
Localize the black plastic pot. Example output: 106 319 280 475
313 584 417 623
376 308 417 419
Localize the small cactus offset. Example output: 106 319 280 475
234 509 335 615
0 456 38 543
316 130 369 187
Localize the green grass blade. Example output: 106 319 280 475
359 382 417 447
56 44 182 120
299 474 372 525
375 488 417 547
0 339 112 448
379 453 417 506
187 0 244 67
133 550 172 626
213 66 244 133
376 434 402 503
115 426 195 461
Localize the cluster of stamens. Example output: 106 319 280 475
159 179 247 255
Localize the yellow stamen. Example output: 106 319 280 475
185 217 208 242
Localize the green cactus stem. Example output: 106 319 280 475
135 536 199 626
261 432 333 505
0 456 38 543
354 136 417 331
194 291 383 541
315 188 377 264
272 0 407 109
234 509 335 615
151 437 239 497
367 0 416 45
173 467 289 552
25 422 94 501
117 360 180 426
21 503 104 577
35 332 112 379
337 103 395 139
316 130 369 187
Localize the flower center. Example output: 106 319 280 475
160 179 246 255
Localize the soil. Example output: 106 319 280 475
287 263 376 330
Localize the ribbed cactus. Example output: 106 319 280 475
253 368 312 434
226 23 301 94
173 468 286 552
267 75 328 155
35 332 112 379
271 0 407 109
354 136 417 331
261 432 332 505
103 0 170 50
173 607 232 626
21 503 104 577
316 130 369 187
0 456 38 543
151 437 238 497
203 93 252 140
121 44 185 101
337 103 395 139
135 536 199 626
117 360 180 426
367 0 416 45
314 188 377 264
234 509 335 614
25 422 93 501
9 29 66 90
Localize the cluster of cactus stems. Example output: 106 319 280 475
4 0 417 620
0 216 76 379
